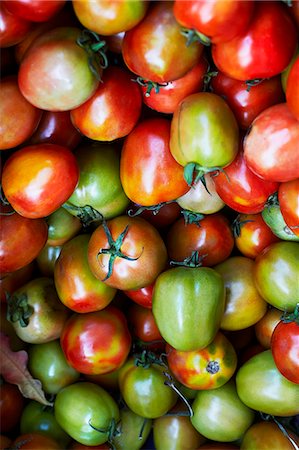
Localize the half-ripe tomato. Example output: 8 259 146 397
240 421 299 450
60 306 132 375
122 1 203 83
88 216 168 291
0 76 42 151
244 103 299 183
4 0 65 22
166 213 234 267
254 307 282 349
71 66 142 142
46 207 82 247
278 178 299 237
166 331 237 390
286 55 299 121
54 234 116 313
0 2 32 48
120 118 189 207
174 0 254 44
212 2 298 81
211 73 285 130
111 408 152 450
2 143 79 219
18 27 101 111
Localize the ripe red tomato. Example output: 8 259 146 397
127 303 163 344
4 0 65 23
278 178 299 237
0 382 25 433
2 143 79 219
286 55 299 121
11 433 60 450
123 283 154 309
0 3 32 48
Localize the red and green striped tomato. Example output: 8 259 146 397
60 306 132 375
166 332 237 390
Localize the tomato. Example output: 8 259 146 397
254 307 282 349
0 76 42 151
123 283 154 309
152 266 225 351
213 148 279 214
111 408 152 450
240 421 299 450
120 118 189 207
253 241 299 311
69 444 110 450
212 2 298 81
0 303 26 351
271 315 299 384
36 244 62 277
84 367 121 392
122 2 203 83
2 143 79 219
0 209 48 274
72 0 148 35
141 56 208 114
211 73 285 130
46 207 82 247
87 215 168 291
7 277 69 344
233 213 280 259
244 103 299 183
20 401 71 448
199 444 239 450
166 213 234 267
174 0 254 44
118 357 178 419
0 3 32 48
11 433 61 449
71 66 142 142
191 380 255 442
28 110 82 150
286 55 299 121
18 27 100 111
60 306 132 375
4 0 65 22
0 381 25 433
54 234 116 313
132 201 182 230
65 143 129 221
28 339 80 394
166 331 237 390
128 303 163 344
54 382 120 446
262 200 299 242
214 256 268 331
278 178 299 238
169 92 239 185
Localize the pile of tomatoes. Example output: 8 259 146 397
1 0 299 449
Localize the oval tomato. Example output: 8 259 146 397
240 421 299 450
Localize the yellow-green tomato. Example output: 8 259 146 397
191 381 255 442
111 409 152 450
152 267 225 351
240 421 299 450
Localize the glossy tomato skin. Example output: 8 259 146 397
271 320 299 384
212 2 298 81
111 408 152 450
122 1 203 83
152 267 225 351
0 3 32 48
166 213 234 267
71 66 142 142
36 244 62 277
11 433 61 450
87 216 168 291
60 306 132 375
18 27 100 111
278 178 299 237
0 382 25 433
236 350 299 416
213 149 279 214
244 103 299 183
4 0 65 22
46 207 82 247
254 307 282 349
174 0 254 44
166 331 237 390
253 241 299 311
54 382 120 446
123 283 154 309
54 234 116 313
240 421 299 450
2 143 79 219
128 303 163 344
211 73 285 130
120 118 189 206
286 55 299 121
0 76 42 150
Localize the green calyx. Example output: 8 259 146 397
127 200 173 217
77 29 108 80
132 77 168 97
88 417 121 450
183 162 229 189
181 209 205 225
6 292 34 328
232 214 254 238
245 78 265 92
62 203 103 229
170 250 206 268
281 303 299 325
180 27 211 47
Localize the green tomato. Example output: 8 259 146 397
112 409 152 450
152 267 225 351
20 401 71 448
191 381 255 442
253 241 299 311
28 340 80 395
262 203 299 241
54 382 120 446
236 350 299 417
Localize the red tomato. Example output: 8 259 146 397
11 433 60 450
0 3 32 48
244 103 299 182
122 1 203 83
286 55 299 121
120 118 189 207
212 2 298 81
254 307 282 349
0 76 42 151
131 201 182 230
60 306 132 375
4 0 65 22
123 283 154 309
0 262 35 303
71 66 142 142
166 213 234 267
0 382 25 433
213 148 279 214
127 303 163 343
2 143 79 219
211 73 285 130
278 178 299 238
174 0 254 44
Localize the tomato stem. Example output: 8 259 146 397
184 162 229 188
170 250 206 268
180 27 211 47
181 210 205 225
260 413 299 450
232 215 254 238
163 371 194 417
77 29 108 80
132 77 169 97
127 201 173 217
245 78 265 92
62 203 103 229
6 293 34 328
281 303 299 325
